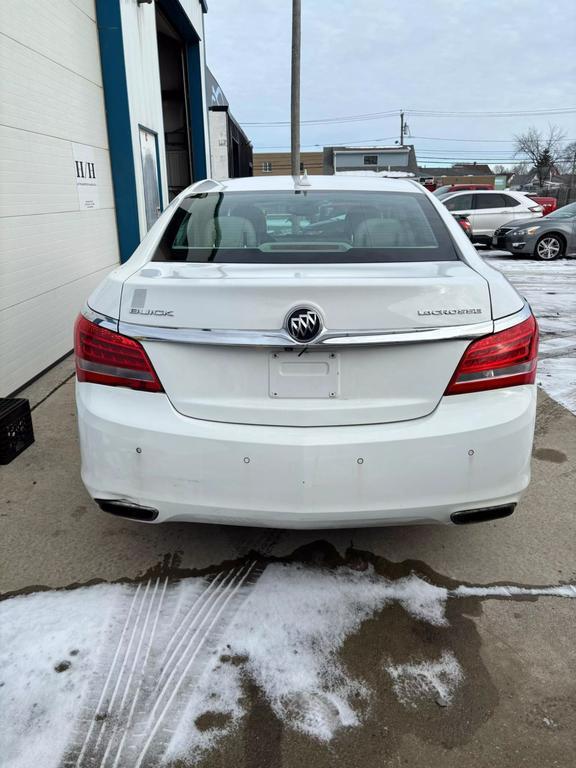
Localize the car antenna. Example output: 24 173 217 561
297 169 311 187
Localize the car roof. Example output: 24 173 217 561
445 189 501 194
185 175 423 195
443 189 524 198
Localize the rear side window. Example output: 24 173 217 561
153 190 459 263
501 194 520 208
474 193 508 209
443 194 473 211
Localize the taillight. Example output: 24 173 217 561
529 205 542 213
74 314 163 392
445 315 538 396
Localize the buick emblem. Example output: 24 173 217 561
286 307 322 342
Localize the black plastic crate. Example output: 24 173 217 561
0 398 35 465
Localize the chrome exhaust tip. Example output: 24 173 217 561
450 503 516 525
95 499 159 522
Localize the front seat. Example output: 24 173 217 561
203 216 257 248
353 218 402 248
231 204 268 243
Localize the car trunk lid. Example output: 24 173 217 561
117 262 492 426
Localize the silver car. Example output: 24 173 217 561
494 202 576 260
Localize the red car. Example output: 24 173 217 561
433 183 493 197
526 195 557 216
452 213 473 239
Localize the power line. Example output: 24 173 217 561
407 108 576 117
243 106 576 127
253 157 522 164
254 136 576 151
243 109 400 127
254 136 398 149
412 135 535 143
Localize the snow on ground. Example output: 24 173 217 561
483 253 576 414
0 584 129 768
452 584 576 598
205 565 447 743
1 566 575 768
385 651 463 707
537 357 576 414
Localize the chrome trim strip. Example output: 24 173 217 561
493 302 532 332
85 301 532 348
117 318 495 348
82 305 118 332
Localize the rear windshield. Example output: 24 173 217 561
153 190 459 263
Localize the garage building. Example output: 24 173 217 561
0 0 211 396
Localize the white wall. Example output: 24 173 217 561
119 0 169 238
120 0 210 240
209 111 229 180
0 0 120 396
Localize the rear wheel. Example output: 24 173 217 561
535 234 564 260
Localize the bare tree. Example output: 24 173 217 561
514 125 566 186
512 160 530 176
558 141 576 175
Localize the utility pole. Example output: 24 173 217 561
400 110 405 147
291 0 301 177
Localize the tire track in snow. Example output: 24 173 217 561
97 578 167 768
147 567 244 718
67 562 260 767
133 561 258 768
108 577 169 768
73 582 144 767
92 579 153 755
155 571 226 682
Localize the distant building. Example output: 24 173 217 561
206 69 253 180
253 151 324 176
252 146 419 177
416 164 495 188
324 146 418 175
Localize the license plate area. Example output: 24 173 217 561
269 351 340 399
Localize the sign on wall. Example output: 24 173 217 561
72 143 99 210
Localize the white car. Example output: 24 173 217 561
438 190 543 244
75 176 539 529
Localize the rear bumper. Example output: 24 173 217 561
76 383 537 528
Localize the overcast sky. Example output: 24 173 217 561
204 0 576 168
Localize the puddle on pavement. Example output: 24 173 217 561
1 541 575 768
533 447 568 463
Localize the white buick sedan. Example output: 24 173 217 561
75 176 538 528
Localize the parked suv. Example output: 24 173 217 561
438 190 543 244
75 176 538 529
